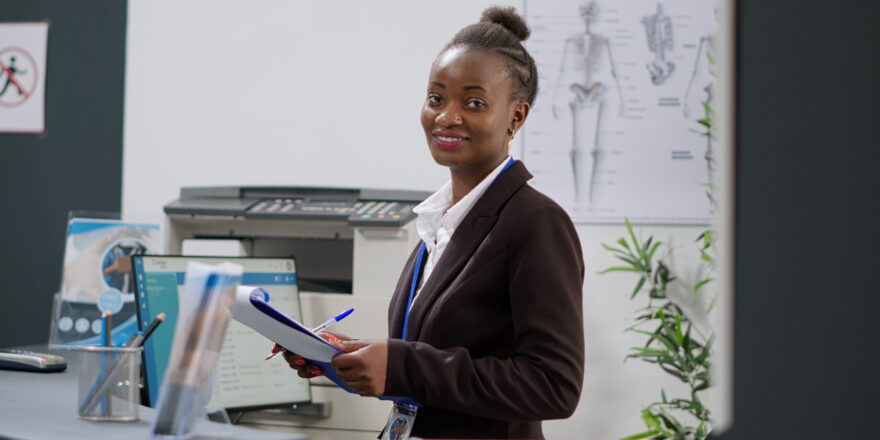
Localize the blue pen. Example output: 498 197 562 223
312 308 355 334
101 312 110 347
100 312 110 415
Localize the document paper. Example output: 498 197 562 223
232 286 419 406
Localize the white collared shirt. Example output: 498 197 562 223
410 156 513 306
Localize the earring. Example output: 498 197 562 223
507 128 514 147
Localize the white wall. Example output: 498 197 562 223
124 0 502 225
124 1 728 438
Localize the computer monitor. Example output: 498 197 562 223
132 255 310 410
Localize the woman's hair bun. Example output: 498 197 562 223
480 6 530 42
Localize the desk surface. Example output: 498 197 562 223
0 346 306 440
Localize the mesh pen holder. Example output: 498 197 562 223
75 345 142 422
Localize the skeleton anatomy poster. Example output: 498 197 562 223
524 1 717 223
0 22 48 133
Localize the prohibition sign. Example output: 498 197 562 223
0 46 39 108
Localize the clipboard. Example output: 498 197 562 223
232 286 419 407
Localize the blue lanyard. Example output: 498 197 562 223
401 158 515 341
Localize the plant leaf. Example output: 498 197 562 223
694 278 713 292
626 218 648 261
702 230 713 248
619 430 662 440
641 409 661 430
647 240 663 260
631 276 647 299
675 315 683 345
615 254 644 268
702 101 716 116
656 411 682 433
659 363 689 382
602 242 629 255
706 51 716 64
642 237 654 262
682 323 693 353
695 336 714 364
599 266 643 274
629 347 671 356
628 328 658 339
658 312 679 343
651 332 680 355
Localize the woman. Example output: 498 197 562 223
276 7 585 439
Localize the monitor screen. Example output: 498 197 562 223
132 255 310 410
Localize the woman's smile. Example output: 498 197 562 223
432 131 469 150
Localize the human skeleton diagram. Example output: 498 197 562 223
552 2 624 212
642 3 675 85
684 34 717 185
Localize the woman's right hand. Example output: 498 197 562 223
274 332 349 378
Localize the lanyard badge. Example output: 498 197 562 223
381 402 418 440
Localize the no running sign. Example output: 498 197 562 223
0 22 48 133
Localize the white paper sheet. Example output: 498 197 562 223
232 285 339 363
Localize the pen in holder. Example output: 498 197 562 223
75 345 142 422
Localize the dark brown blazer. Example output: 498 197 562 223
385 161 585 439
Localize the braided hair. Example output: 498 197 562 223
442 6 539 106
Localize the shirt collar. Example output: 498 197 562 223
413 156 513 247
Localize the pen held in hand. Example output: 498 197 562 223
264 344 284 361
264 308 354 361
311 308 354 334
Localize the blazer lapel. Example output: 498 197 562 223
403 161 532 341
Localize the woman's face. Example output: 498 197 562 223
421 47 528 174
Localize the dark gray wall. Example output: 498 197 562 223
0 1 127 347
715 0 879 438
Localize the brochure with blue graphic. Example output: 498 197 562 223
49 217 161 347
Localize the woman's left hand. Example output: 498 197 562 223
331 338 388 397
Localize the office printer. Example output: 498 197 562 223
164 186 429 436
165 186 429 295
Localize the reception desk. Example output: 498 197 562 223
0 346 306 440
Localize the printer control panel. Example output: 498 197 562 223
247 198 417 226
164 187 428 227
